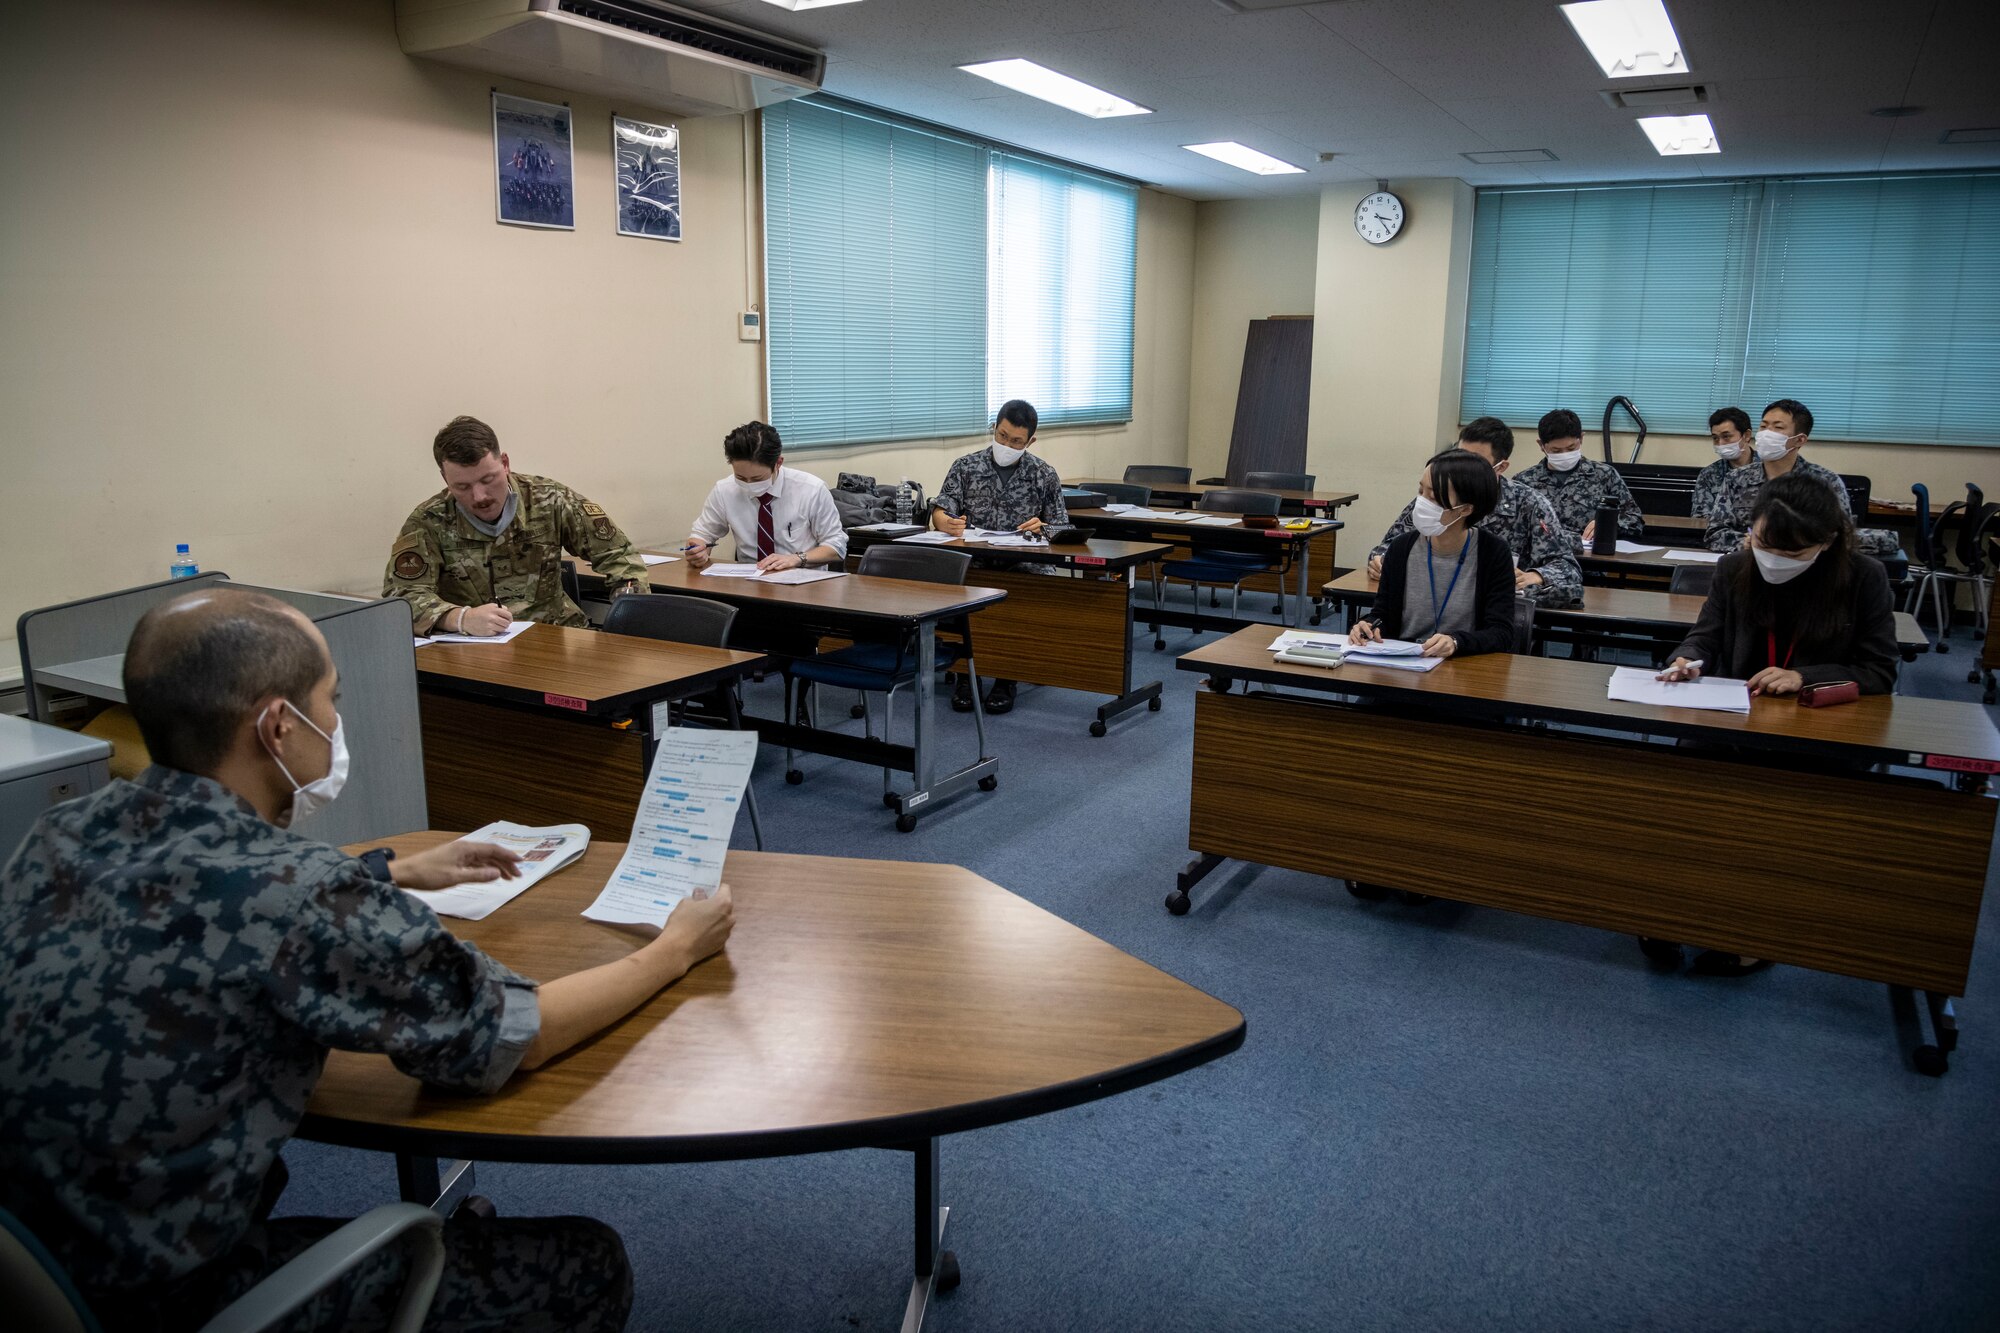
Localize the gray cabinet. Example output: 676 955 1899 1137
0 714 111 866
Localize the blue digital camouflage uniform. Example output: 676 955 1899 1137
0 766 631 1332
1511 456 1644 540
1704 455 1902 558
1371 474 1583 607
1692 456 1752 520
936 449 1070 533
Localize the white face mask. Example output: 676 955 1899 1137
1753 429 1795 462
265 701 349 828
1411 494 1461 538
990 441 1028 467
1713 441 1743 461
1752 545 1821 585
1545 449 1584 473
736 475 774 498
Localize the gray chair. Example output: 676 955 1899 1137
1124 465 1192 486
1511 596 1537 655
1 1202 444 1333
1668 565 1716 597
603 593 764 850
1243 471 1315 491
1089 482 1151 507
1156 490 1286 637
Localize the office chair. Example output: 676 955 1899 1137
1511 596 1537 655
603 593 765 849
1124 465 1192 487
1 1202 444 1333
1089 482 1152 507
1668 564 1716 597
1154 489 1284 647
1242 471 1315 491
783 545 988 828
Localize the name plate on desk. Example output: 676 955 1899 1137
1922 753 2000 774
544 692 588 711
1075 555 1106 566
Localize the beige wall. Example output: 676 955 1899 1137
1186 196 1319 483
1305 179 1477 559
0 0 1194 676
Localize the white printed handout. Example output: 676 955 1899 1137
418 619 536 646
1345 637 1426 657
1269 629 1356 655
699 563 766 577
982 532 1048 547
894 530 961 545
1580 539 1665 555
1606 665 1751 713
582 728 757 927
402 821 590 921
640 553 680 565
753 567 844 585
1663 549 1726 564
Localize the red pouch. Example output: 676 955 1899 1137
1797 680 1860 708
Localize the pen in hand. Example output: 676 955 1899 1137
1656 658 1703 683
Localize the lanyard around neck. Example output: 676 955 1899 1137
1426 535 1472 638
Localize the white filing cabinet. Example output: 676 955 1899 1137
0 713 113 866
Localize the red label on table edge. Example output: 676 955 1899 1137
1075 555 1106 566
1924 754 2000 774
543 692 588 711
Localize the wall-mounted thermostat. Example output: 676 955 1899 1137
739 311 762 342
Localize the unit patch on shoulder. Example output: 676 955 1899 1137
393 550 429 581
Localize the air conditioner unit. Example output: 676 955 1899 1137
395 0 825 118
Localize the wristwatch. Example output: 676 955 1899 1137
358 848 397 882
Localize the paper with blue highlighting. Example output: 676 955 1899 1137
582 728 757 927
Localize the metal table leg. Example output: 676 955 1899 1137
899 1137 957 1333
888 617 998 831
395 1154 477 1215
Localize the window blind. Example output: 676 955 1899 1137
988 152 1138 429
762 98 989 447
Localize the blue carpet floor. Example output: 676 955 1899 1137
280 610 2000 1331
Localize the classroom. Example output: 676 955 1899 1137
3 1 1998 1329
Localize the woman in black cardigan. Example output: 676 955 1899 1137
1352 449 1519 659
1662 471 1898 697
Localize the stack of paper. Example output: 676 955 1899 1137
1580 539 1665 555
640 553 680 565
416 619 535 647
583 729 757 927
895 530 960 545
1266 630 1446 673
1664 549 1726 564
1606 665 1751 713
983 532 1048 547
402 820 590 921
698 563 765 578
1190 515 1239 526
1101 503 1138 513
696 563 843 584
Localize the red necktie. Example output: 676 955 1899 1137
756 493 775 561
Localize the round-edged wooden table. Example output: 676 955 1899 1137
307 833 1244 1331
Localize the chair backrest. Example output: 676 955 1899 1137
1837 474 1871 522
1199 489 1282 516
1 1206 98 1333
1242 471 1315 491
1124 465 1192 486
603 593 739 648
856 544 972 586
1090 482 1152 507
1957 486 1991 568
1510 596 1536 655
1669 564 1717 597
1910 484 1937 565
1963 502 2000 575
560 559 583 609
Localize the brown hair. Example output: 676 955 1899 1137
433 415 501 468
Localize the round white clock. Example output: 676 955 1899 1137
1354 190 1405 245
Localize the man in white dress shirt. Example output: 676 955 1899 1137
685 421 847 572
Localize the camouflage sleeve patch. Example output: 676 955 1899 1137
392 548 428 581
582 501 614 541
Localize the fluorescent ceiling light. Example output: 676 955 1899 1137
1637 113 1719 155
757 1 866 10
958 59 1151 118
1560 0 1687 78
1183 141 1306 175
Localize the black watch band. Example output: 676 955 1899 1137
358 848 397 882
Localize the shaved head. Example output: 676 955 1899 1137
124 590 331 773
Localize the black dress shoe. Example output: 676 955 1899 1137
1689 950 1775 978
982 680 1017 714
952 674 975 713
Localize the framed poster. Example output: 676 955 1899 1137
493 92 574 229
614 115 682 241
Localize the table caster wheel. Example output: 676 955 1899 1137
1937 641 1951 653
1915 1044 1949 1077
785 770 804 785
1310 609 1323 626
1153 637 1166 652
896 814 919 833
1148 695 1163 711
1165 890 1191 916
1345 880 1389 900
1089 720 1108 737
883 792 899 808
936 1250 961 1293
850 703 866 719
1969 667 1982 685
978 774 998 791
1638 937 1684 965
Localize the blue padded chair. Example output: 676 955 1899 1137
782 545 986 808
1154 489 1285 643
1 1201 444 1333
603 592 764 850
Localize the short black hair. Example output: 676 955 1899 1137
1458 417 1515 462
723 421 784 468
1764 398 1814 437
1537 409 1582 444
433 415 501 469
996 399 1038 438
1428 448 1501 525
1708 406 1752 435
124 590 329 774
1732 471 1856 644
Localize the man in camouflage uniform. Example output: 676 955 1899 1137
1368 418 1582 607
932 399 1069 713
1704 398 1898 557
385 414 648 634
1693 406 1759 519
1511 408 1643 544
0 589 734 1331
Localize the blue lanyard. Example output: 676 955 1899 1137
1426 535 1472 638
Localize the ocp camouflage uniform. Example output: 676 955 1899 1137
1371 475 1582 606
1704 455 1902 558
385 472 648 633
0 766 632 1332
1512 455 1644 540
936 448 1071 575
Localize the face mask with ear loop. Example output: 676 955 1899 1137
264 701 349 827
1753 429 1796 462
1545 449 1584 473
1411 494 1463 538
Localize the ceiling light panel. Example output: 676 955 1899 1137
1560 0 1688 79
1638 113 1719 155
958 59 1151 118
758 1 866 11
1183 141 1306 175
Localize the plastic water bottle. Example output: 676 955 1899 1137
169 543 199 579
895 480 913 526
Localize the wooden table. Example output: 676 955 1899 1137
304 833 1244 1332
415 623 765 841
1167 626 2000 1074
845 530 1172 735
586 559 1008 832
1064 476 1359 517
